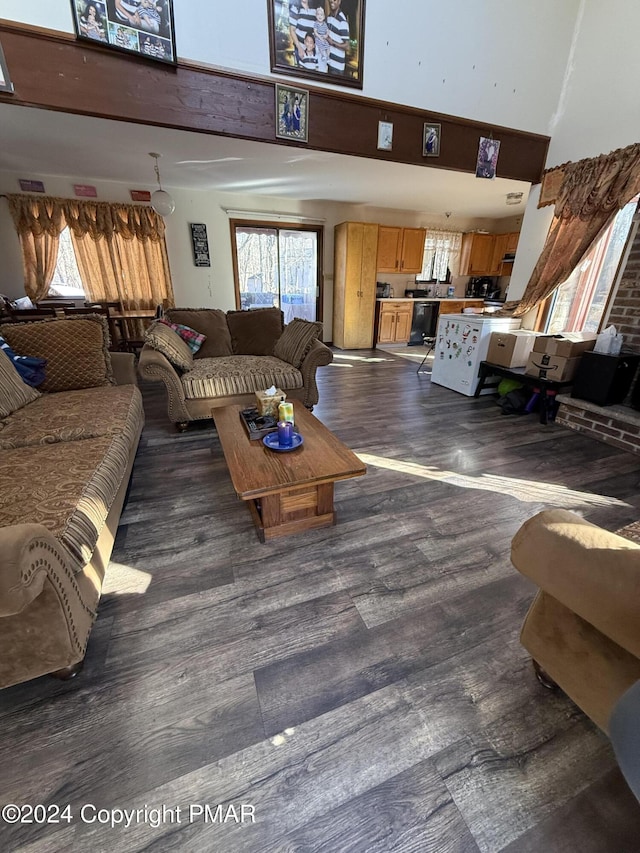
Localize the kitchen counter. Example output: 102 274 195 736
375 297 486 302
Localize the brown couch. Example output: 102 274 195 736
0 316 144 688
138 307 333 429
511 509 640 731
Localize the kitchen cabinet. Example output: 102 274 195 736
459 233 496 275
438 299 484 316
504 232 519 254
333 221 379 349
377 226 426 273
375 301 413 344
460 231 521 276
490 234 510 274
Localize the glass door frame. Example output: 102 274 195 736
229 218 324 322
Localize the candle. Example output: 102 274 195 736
277 420 293 447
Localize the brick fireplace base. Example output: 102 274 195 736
556 394 640 455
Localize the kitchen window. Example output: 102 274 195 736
418 229 462 282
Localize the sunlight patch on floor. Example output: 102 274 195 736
331 353 393 363
103 562 153 595
388 349 428 361
357 452 629 508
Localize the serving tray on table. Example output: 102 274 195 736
240 408 279 440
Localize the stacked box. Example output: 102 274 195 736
532 332 597 358
486 330 540 368
525 352 582 381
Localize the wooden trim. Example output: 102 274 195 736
0 22 550 184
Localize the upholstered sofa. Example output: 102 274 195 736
511 509 640 731
0 316 144 688
137 307 333 429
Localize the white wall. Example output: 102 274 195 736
0 0 578 133
3 0 638 316
0 168 513 338
507 0 640 304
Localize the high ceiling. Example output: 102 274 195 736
0 103 530 219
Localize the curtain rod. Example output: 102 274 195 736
222 207 325 224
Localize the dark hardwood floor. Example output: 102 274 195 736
2 348 640 852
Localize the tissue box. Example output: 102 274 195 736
486 330 540 368
255 388 286 417
532 332 597 359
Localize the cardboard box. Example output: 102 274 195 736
532 332 597 359
486 330 540 368
525 352 582 382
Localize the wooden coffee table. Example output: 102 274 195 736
212 404 366 541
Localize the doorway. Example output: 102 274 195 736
230 221 323 323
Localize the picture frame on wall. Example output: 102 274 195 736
275 84 309 143
267 0 366 90
70 0 177 65
0 40 14 93
423 123 441 157
377 121 393 152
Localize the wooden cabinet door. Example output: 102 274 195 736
333 221 378 349
440 300 465 315
505 232 520 254
377 226 402 272
460 233 494 275
491 234 509 275
394 307 412 342
400 228 426 273
341 223 365 348
377 307 396 343
469 234 495 274
351 222 378 349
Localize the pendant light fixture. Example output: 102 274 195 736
149 152 175 216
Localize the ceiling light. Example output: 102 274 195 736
149 152 175 216
506 192 524 206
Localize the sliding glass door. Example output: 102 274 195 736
231 221 322 323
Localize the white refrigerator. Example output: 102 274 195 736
430 313 521 396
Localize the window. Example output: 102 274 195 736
48 227 86 298
231 222 322 323
418 229 462 282
544 197 638 333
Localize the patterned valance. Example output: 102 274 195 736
554 142 640 220
7 195 166 242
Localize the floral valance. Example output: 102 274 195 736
7 195 166 242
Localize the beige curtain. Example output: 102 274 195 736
514 142 640 316
7 195 175 318
7 195 66 301
68 200 175 339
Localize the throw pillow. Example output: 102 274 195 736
164 309 233 358
0 335 46 387
0 347 40 418
226 307 284 356
273 318 323 369
158 319 206 354
0 316 114 393
145 321 194 371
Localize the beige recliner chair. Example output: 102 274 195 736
511 509 640 732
